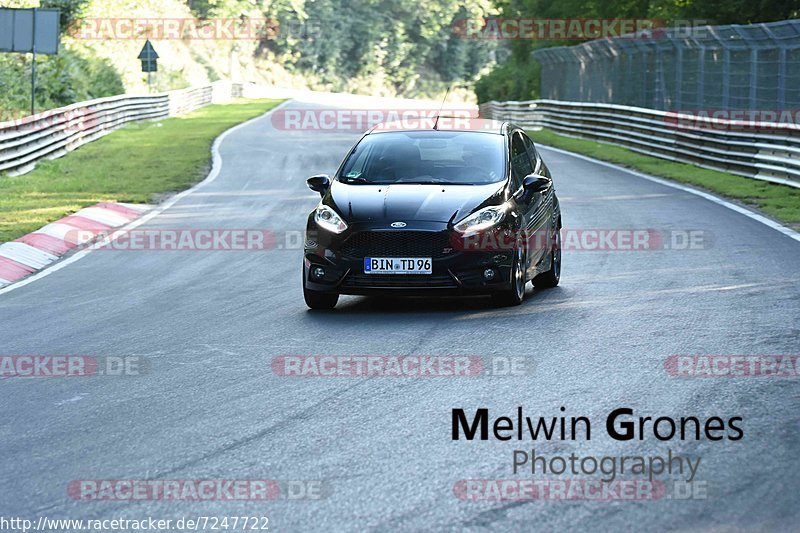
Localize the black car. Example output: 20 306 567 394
302 119 561 309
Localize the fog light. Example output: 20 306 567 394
483 268 495 281
312 266 326 280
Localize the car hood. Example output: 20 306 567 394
327 181 506 224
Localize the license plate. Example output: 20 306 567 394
364 257 432 274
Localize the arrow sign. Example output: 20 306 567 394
137 39 158 60
138 40 158 72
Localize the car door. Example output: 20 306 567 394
522 132 556 273
509 130 545 273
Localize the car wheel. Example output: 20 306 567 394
492 247 525 307
303 270 339 309
533 223 561 289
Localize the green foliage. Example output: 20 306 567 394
5 0 795 113
40 0 90 30
185 0 258 19
475 53 539 102
476 0 800 103
259 0 498 96
0 50 124 119
0 0 122 118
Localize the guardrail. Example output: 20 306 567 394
0 81 239 176
479 100 800 189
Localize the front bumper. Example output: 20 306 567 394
303 223 517 296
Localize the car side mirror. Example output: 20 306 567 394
307 174 331 196
518 173 551 203
523 173 552 193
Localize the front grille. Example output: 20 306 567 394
339 231 452 259
342 272 457 289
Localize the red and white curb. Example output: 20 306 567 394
0 202 151 288
0 100 288 296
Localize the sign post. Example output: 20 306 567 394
31 8 36 115
0 8 60 115
138 40 158 93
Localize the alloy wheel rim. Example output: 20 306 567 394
515 248 525 299
553 229 561 279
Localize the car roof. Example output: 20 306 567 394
366 118 518 136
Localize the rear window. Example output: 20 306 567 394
338 131 506 185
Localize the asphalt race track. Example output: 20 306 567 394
1 95 799 531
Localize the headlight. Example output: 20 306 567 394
314 205 348 233
454 205 507 234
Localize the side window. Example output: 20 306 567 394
522 134 540 172
340 142 372 180
510 132 533 188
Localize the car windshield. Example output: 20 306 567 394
338 131 506 185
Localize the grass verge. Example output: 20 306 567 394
530 128 800 230
0 98 283 243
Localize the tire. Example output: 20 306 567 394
492 247 526 307
533 223 561 289
303 268 339 309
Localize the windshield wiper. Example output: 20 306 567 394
341 176 371 184
394 179 452 185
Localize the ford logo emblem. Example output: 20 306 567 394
390 221 407 228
